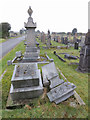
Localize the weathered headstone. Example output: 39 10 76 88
57 36 61 43
74 42 79 49
41 32 46 44
47 30 51 48
61 37 64 44
77 30 90 72
79 36 85 47
64 37 68 45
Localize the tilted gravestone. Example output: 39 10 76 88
42 62 64 88
77 30 90 73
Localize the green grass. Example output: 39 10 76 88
0 41 25 76
1 39 88 119
0 39 6 43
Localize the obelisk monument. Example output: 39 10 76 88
23 6 39 61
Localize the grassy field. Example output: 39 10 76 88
0 39 6 43
0 39 88 119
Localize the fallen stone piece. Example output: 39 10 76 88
7 60 12 66
64 54 77 60
42 75 50 87
49 76 64 89
57 46 68 49
42 46 48 49
54 91 74 104
74 91 85 105
54 51 66 62
16 51 22 58
42 62 58 86
45 53 53 62
47 82 76 104
12 57 17 63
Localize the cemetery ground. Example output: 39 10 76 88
0 39 88 118
0 39 6 44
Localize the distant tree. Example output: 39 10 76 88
20 28 26 34
67 32 71 35
72 28 77 35
20 29 23 34
0 22 11 38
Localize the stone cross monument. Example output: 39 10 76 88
23 6 39 61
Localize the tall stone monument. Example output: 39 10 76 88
10 7 43 102
77 30 90 73
23 6 39 62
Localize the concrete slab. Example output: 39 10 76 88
42 62 58 80
10 70 43 100
50 76 64 89
47 82 76 102
54 91 74 104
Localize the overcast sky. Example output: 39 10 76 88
0 0 89 33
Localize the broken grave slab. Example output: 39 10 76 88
50 76 64 89
11 63 39 88
42 62 58 86
47 82 76 104
10 69 43 101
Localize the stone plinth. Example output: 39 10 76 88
47 82 76 104
10 63 43 101
11 64 39 88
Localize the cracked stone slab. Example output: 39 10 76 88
10 69 43 100
42 62 58 81
50 76 64 89
47 82 76 103
11 63 39 88
54 91 74 104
